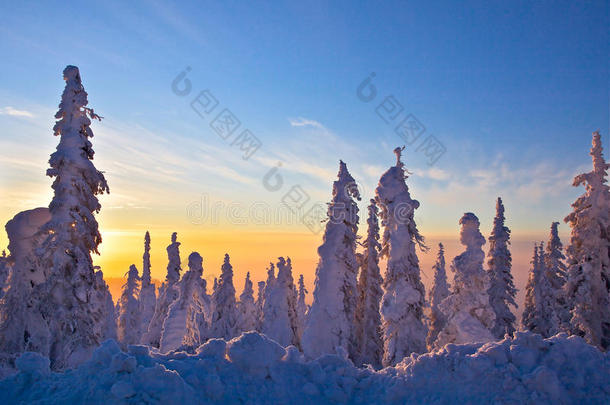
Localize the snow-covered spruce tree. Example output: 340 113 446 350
522 243 560 337
256 281 265 332
0 66 111 369
142 232 182 347
301 161 360 360
0 251 9 299
262 257 300 347
426 243 450 351
437 213 495 348
210 254 239 340
544 222 569 328
160 252 209 352
237 272 258 333
0 208 51 362
563 131 610 349
354 199 383 367
296 274 308 339
94 268 117 342
487 197 518 339
374 148 427 366
139 231 156 339
117 265 141 347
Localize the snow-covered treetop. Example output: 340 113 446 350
187 252 203 277
240 272 254 302
142 231 152 286
298 274 307 301
328 160 361 228
460 213 485 251
166 232 181 284
545 222 566 276
376 146 426 252
489 198 510 245
219 254 235 295
42 65 108 256
123 264 140 294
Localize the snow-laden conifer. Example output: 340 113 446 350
142 232 182 347
238 272 258 333
139 231 156 339
117 265 141 347
0 66 111 369
210 254 239 340
296 274 308 339
375 148 427 366
354 199 383 367
256 281 266 331
160 252 208 352
301 161 360 360
262 257 300 347
487 197 517 339
544 222 569 328
437 213 495 347
563 131 610 349
426 243 450 350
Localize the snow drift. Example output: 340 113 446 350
1 331 607 404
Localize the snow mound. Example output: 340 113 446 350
0 332 607 404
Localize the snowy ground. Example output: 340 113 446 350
0 331 608 404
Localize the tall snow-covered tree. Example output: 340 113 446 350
563 131 610 349
487 197 517 339
426 243 450 350
544 222 569 328
0 66 112 369
354 199 383 367
238 272 258 333
522 243 560 337
210 254 239 340
139 231 156 338
94 268 117 342
301 161 360 360
142 232 182 347
296 274 308 339
117 265 141 347
160 252 209 352
375 148 427 366
437 213 495 348
256 281 265 332
262 257 300 347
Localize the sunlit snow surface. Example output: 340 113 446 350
1 331 608 404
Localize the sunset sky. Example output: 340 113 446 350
0 1 608 309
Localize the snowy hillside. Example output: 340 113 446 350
1 331 607 404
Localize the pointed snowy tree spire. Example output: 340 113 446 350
487 197 517 339
426 243 450 350
563 131 610 349
374 148 427 366
262 257 300 347
296 274 308 339
117 265 141 347
210 254 239 340
437 213 495 348
139 231 156 339
256 280 266 331
238 272 257 333
355 199 383 367
302 160 360 360
142 232 182 347
544 222 569 328
522 243 560 337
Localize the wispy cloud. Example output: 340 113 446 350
0 106 34 118
288 117 325 129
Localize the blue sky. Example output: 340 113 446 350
0 0 608 253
